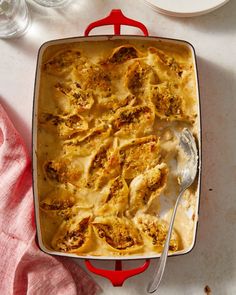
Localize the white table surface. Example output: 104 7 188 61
1 0 236 294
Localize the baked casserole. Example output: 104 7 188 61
36 38 199 257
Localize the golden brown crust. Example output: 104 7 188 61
37 40 198 257
112 105 155 137
92 216 143 252
105 45 144 64
43 158 82 185
149 82 188 121
39 112 89 139
51 216 93 253
134 214 179 251
43 49 82 76
119 136 160 179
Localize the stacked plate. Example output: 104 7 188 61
143 0 230 17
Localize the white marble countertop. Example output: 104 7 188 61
1 0 236 294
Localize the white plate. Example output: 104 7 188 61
143 0 230 17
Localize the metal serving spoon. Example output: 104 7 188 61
147 128 198 293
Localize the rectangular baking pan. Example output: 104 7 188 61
32 9 201 286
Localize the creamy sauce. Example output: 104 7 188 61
36 38 199 257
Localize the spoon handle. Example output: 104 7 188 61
147 189 185 293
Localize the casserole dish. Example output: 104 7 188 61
32 9 201 286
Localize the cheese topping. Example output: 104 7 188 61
37 39 198 257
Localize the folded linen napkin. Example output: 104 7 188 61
0 103 101 295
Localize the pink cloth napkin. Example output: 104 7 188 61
0 104 101 295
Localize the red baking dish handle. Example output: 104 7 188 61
84 9 149 36
85 259 150 287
